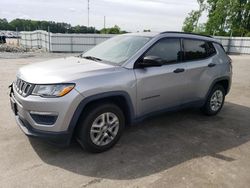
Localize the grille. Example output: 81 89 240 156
14 78 34 97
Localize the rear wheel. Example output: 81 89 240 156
202 84 225 116
76 103 125 153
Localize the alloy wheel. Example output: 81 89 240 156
90 112 120 146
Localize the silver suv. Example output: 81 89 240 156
10 32 232 152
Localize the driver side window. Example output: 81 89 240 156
145 38 182 64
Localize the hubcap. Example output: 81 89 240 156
210 90 223 112
90 112 119 146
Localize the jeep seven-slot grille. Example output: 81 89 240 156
14 78 34 97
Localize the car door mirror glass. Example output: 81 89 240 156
140 56 163 67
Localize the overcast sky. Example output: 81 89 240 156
1 0 206 32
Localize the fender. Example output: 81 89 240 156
205 76 231 100
67 91 135 136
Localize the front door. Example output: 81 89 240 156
134 38 187 117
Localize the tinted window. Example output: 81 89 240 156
184 39 207 61
206 42 216 56
145 38 181 64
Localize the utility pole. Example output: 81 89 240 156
104 16 106 33
87 0 90 27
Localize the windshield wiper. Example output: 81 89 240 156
81 55 102 62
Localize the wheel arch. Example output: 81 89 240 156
206 76 231 99
67 91 135 138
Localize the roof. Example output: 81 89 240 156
123 32 160 37
160 31 212 38
124 31 217 42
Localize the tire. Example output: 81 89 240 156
201 84 225 116
76 102 125 153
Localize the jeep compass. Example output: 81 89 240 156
10 32 232 152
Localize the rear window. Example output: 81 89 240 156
206 42 216 56
183 39 216 61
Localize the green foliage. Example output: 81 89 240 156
0 18 9 30
1 18 73 33
205 0 230 34
194 23 208 34
246 32 250 37
100 25 127 34
182 10 202 32
0 18 127 34
183 0 250 36
182 0 206 32
230 0 250 36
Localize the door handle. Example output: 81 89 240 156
173 68 185 73
208 63 216 67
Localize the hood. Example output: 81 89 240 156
17 56 116 84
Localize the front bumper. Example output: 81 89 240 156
15 115 71 146
9 83 84 146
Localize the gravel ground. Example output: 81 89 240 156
0 53 250 188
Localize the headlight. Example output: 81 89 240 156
32 84 75 97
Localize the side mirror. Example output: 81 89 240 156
140 56 163 67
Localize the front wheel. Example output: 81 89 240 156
201 84 225 116
76 103 125 153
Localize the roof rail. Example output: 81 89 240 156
160 31 213 38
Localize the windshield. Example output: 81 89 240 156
82 35 151 65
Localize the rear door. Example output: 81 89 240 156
134 38 188 116
181 39 219 103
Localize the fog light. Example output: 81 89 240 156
30 111 58 125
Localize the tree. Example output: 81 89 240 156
0 18 10 30
194 23 207 34
205 0 234 35
100 25 126 34
183 0 250 36
182 10 202 32
0 18 103 33
230 0 250 36
205 0 250 36
182 0 206 32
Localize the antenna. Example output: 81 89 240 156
87 0 90 27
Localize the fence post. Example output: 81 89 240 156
25 32 27 51
43 32 46 51
48 26 51 52
71 36 73 53
94 35 97 46
240 37 244 54
30 32 33 48
37 31 39 49
227 37 232 54
16 27 19 46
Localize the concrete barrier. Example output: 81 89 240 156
214 36 250 54
20 30 115 53
20 30 250 54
